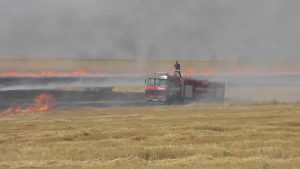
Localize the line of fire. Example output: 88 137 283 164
0 62 228 115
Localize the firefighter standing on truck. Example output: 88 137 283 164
174 60 181 77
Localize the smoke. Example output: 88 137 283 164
1 0 300 104
0 77 143 91
4 77 126 92
0 0 299 60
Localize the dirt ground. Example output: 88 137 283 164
0 104 300 169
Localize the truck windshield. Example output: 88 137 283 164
147 78 167 86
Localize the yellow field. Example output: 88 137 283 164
1 104 300 169
0 58 299 74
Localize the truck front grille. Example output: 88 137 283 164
146 90 166 95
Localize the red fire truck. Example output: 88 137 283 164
145 72 225 103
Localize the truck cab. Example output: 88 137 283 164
145 73 182 103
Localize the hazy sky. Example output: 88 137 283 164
0 0 300 60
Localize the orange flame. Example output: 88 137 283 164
0 69 87 77
1 93 55 115
31 93 55 112
1 68 300 78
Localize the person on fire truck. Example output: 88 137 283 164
174 60 181 77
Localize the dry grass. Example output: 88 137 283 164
0 58 299 73
0 58 221 72
0 104 300 168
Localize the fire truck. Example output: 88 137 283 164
145 72 225 103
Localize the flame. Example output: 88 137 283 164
0 69 87 77
1 93 55 115
194 68 300 77
31 93 55 111
1 67 300 78
0 69 152 78
2 106 22 115
177 65 300 77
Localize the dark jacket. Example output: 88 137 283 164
174 63 181 70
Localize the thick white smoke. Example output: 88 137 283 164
0 0 299 60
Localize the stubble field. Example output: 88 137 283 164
1 58 300 168
1 104 300 169
0 58 299 74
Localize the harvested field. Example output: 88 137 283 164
0 104 300 169
0 58 299 74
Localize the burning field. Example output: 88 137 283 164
3 1 300 168
1 58 300 115
2 93 55 115
1 59 300 168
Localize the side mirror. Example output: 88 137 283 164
144 79 147 85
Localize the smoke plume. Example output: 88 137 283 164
0 0 299 60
